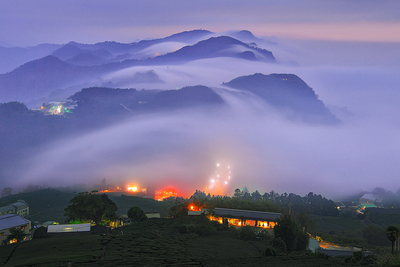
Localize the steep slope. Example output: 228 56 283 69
223 73 340 124
0 56 89 102
68 85 224 115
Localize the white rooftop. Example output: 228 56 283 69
47 223 91 233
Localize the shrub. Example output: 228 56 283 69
264 247 275 257
345 250 377 265
176 225 188 234
187 223 214 236
377 252 400 266
271 237 287 254
256 229 272 241
127 206 147 222
239 226 256 240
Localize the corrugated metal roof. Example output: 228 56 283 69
47 223 91 233
0 205 15 213
214 208 281 221
360 193 378 201
0 214 30 231
12 202 28 208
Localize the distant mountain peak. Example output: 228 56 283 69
153 35 275 63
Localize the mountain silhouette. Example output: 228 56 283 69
223 73 340 124
0 56 89 102
152 36 275 63
0 34 276 103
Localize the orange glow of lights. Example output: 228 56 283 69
127 186 138 192
155 187 178 201
190 205 194 210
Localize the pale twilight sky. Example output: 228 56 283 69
0 0 399 46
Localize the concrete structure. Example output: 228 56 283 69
0 214 31 244
210 208 281 229
0 200 29 217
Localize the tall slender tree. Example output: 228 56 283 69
387 226 400 253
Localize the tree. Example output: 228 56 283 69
127 206 147 222
1 187 13 197
5 228 26 244
234 188 242 198
296 212 317 233
387 226 400 253
251 190 262 201
274 214 309 253
169 202 189 218
64 193 118 223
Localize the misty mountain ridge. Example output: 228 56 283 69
152 36 275 63
0 29 266 74
51 30 215 66
68 85 224 115
67 72 336 125
0 43 62 74
0 34 276 103
52 43 113 64
223 73 340 124
0 55 92 103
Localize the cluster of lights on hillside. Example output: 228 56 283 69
99 161 231 200
155 187 178 201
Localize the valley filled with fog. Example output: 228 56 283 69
1 30 399 199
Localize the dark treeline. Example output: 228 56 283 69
188 188 339 217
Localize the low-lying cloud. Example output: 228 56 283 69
5 40 400 200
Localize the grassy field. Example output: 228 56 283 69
313 215 366 238
1 217 358 267
2 190 399 266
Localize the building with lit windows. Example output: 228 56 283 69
0 214 31 244
209 208 281 229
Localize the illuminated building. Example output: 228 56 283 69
0 214 31 244
208 208 281 229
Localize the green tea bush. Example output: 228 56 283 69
238 226 256 240
271 237 287 254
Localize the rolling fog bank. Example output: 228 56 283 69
2 38 400 200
